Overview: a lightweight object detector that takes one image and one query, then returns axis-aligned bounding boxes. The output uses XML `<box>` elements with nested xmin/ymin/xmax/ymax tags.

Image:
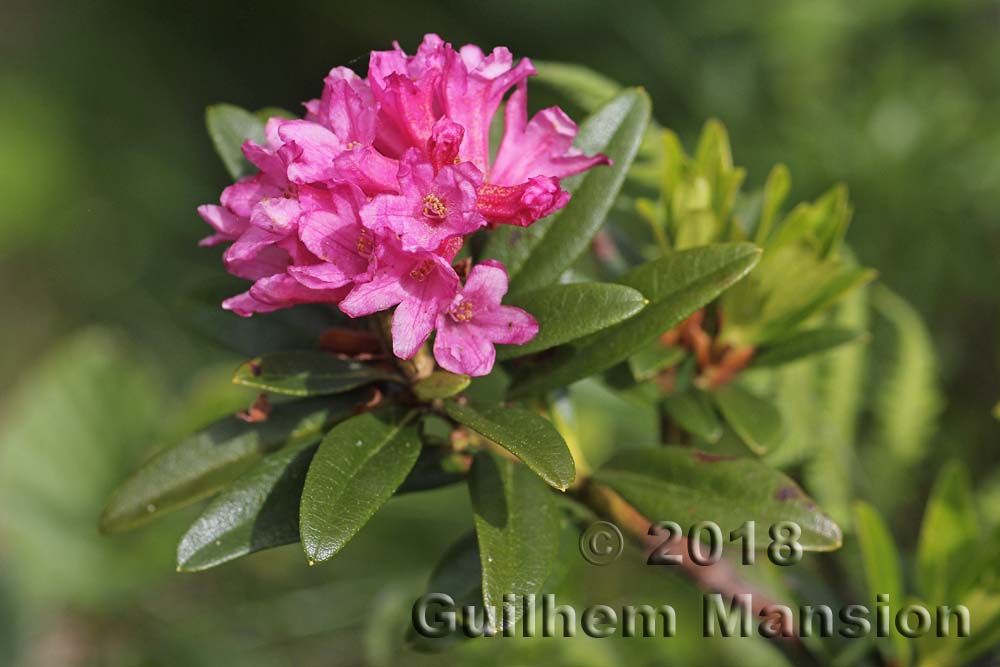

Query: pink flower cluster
<box><xmin>198</xmin><ymin>35</ymin><xmax>608</xmax><ymax>376</ymax></box>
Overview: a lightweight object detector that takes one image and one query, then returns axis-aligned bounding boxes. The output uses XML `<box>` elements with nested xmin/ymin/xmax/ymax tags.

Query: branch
<box><xmin>577</xmin><ymin>478</ymin><xmax>802</xmax><ymax>645</ymax></box>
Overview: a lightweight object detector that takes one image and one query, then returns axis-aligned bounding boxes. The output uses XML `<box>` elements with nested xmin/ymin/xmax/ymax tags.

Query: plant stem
<box><xmin>575</xmin><ymin>478</ymin><xmax>807</xmax><ymax>650</ymax></box>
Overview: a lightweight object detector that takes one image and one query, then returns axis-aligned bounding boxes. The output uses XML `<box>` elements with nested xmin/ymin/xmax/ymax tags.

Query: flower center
<box><xmin>450</xmin><ymin>300</ymin><xmax>474</xmax><ymax>323</ymax></box>
<box><xmin>422</xmin><ymin>193</ymin><xmax>447</xmax><ymax>220</ymax></box>
<box><xmin>408</xmin><ymin>259</ymin><xmax>436</xmax><ymax>282</ymax></box>
<box><xmin>355</xmin><ymin>229</ymin><xmax>374</xmax><ymax>257</ymax></box>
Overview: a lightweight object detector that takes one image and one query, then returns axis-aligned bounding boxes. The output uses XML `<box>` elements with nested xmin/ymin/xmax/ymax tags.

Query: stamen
<box><xmin>450</xmin><ymin>300</ymin><xmax>474</xmax><ymax>323</ymax></box>
<box><xmin>422</xmin><ymin>193</ymin><xmax>447</xmax><ymax>220</ymax></box>
<box><xmin>355</xmin><ymin>229</ymin><xmax>374</xmax><ymax>257</ymax></box>
<box><xmin>409</xmin><ymin>259</ymin><xmax>436</xmax><ymax>282</ymax></box>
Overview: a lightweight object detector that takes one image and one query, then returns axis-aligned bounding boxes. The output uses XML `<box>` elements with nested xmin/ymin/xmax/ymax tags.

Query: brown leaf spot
<box><xmin>775</xmin><ymin>486</ymin><xmax>802</xmax><ymax>501</ymax></box>
<box><xmin>692</xmin><ymin>450</ymin><xmax>737</xmax><ymax>463</ymax></box>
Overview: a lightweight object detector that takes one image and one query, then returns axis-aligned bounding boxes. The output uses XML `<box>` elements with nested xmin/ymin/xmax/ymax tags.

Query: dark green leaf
<box><xmin>853</xmin><ymin>501</ymin><xmax>911</xmax><ymax>667</ymax></box>
<box><xmin>100</xmin><ymin>396</ymin><xmax>357</xmax><ymax>533</ymax></box>
<box><xmin>713</xmin><ymin>384</ymin><xmax>784</xmax><ymax>455</ymax></box>
<box><xmin>663</xmin><ymin>390</ymin><xmax>722</xmax><ymax>443</ymax></box>
<box><xmin>508</xmin><ymin>243</ymin><xmax>761</xmax><ymax>397</ymax></box>
<box><xmin>299</xmin><ymin>411</ymin><xmax>421</xmax><ymax>563</ymax></box>
<box><xmin>443</xmin><ymin>401</ymin><xmax>574</xmax><ymax>490</ymax></box>
<box><xmin>396</xmin><ymin>446</ymin><xmax>468</xmax><ymax>495</ymax></box>
<box><xmin>412</xmin><ymin>371</ymin><xmax>470</xmax><ymax>401</ymax></box>
<box><xmin>469</xmin><ymin>453</ymin><xmax>559</xmax><ymax>626</ymax></box>
<box><xmin>497</xmin><ymin>283</ymin><xmax>648</xmax><ymax>360</ymax></box>
<box><xmin>481</xmin><ymin>89</ymin><xmax>651</xmax><ymax>293</ymax></box>
<box><xmin>752</xmin><ymin>327</ymin><xmax>865</xmax><ymax>368</ymax></box>
<box><xmin>406</xmin><ymin>531</ymin><xmax>482</xmax><ymax>651</ymax></box>
<box><xmin>205</xmin><ymin>104</ymin><xmax>267</xmax><ymax>180</ymax></box>
<box><xmin>176</xmin><ymin>441</ymin><xmax>318</xmax><ymax>571</ymax></box>
<box><xmin>233</xmin><ymin>350</ymin><xmax>401</xmax><ymax>397</ymax></box>
<box><xmin>916</xmin><ymin>461</ymin><xmax>979</xmax><ymax>603</ymax></box>
<box><xmin>594</xmin><ymin>447</ymin><xmax>842</xmax><ymax>550</ymax></box>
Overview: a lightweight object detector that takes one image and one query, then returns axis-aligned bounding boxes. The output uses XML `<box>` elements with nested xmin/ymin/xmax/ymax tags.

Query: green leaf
<box><xmin>469</xmin><ymin>453</ymin><xmax>559</xmax><ymax>626</ymax></box>
<box><xmin>755</xmin><ymin>264</ymin><xmax>876</xmax><ymax>343</ymax></box>
<box><xmin>916</xmin><ymin>461</ymin><xmax>979</xmax><ymax>603</ymax></box>
<box><xmin>100</xmin><ymin>396</ymin><xmax>357</xmax><ymax>533</ymax></box>
<box><xmin>497</xmin><ymin>283</ymin><xmax>648</xmax><ymax>360</ymax></box>
<box><xmin>853</xmin><ymin>501</ymin><xmax>911</xmax><ymax>667</ymax></box>
<box><xmin>663</xmin><ymin>390</ymin><xmax>722</xmax><ymax>443</ymax></box>
<box><xmin>426</xmin><ymin>531</ymin><xmax>482</xmax><ymax>607</ymax></box>
<box><xmin>443</xmin><ymin>401</ymin><xmax>574</xmax><ymax>490</ymax></box>
<box><xmin>396</xmin><ymin>446</ymin><xmax>468</xmax><ymax>494</ymax></box>
<box><xmin>692</xmin><ymin>119</ymin><xmax>745</xmax><ymax>228</ymax></box>
<box><xmin>508</xmin><ymin>243</ymin><xmax>761</xmax><ymax>397</ymax></box>
<box><xmin>719</xmin><ymin>241</ymin><xmax>875</xmax><ymax>347</ymax></box>
<box><xmin>752</xmin><ymin>327</ymin><xmax>865</xmax><ymax>368</ymax></box>
<box><xmin>176</xmin><ymin>441</ymin><xmax>318</xmax><ymax>571</ymax></box>
<box><xmin>406</xmin><ymin>531</ymin><xmax>482</xmax><ymax>651</ymax></box>
<box><xmin>799</xmin><ymin>286</ymin><xmax>868</xmax><ymax>528</ymax></box>
<box><xmin>482</xmin><ymin>88</ymin><xmax>651</xmax><ymax>294</ymax></box>
<box><xmin>299</xmin><ymin>411</ymin><xmax>421</xmax><ymax>563</ymax></box>
<box><xmin>233</xmin><ymin>350</ymin><xmax>401</xmax><ymax>397</ymax></box>
<box><xmin>713</xmin><ymin>384</ymin><xmax>783</xmax><ymax>455</ymax></box>
<box><xmin>532</xmin><ymin>61</ymin><xmax>623</xmax><ymax>113</ymax></box>
<box><xmin>769</xmin><ymin>184</ymin><xmax>851</xmax><ymax>259</ymax></box>
<box><xmin>205</xmin><ymin>104</ymin><xmax>268</xmax><ymax>180</ymax></box>
<box><xmin>255</xmin><ymin>106</ymin><xmax>296</xmax><ymax>121</ymax></box>
<box><xmin>870</xmin><ymin>285</ymin><xmax>942</xmax><ymax>464</ymax></box>
<box><xmin>755</xmin><ymin>163</ymin><xmax>790</xmax><ymax>245</ymax></box>
<box><xmin>412</xmin><ymin>371</ymin><xmax>471</xmax><ymax>401</ymax></box>
<box><xmin>594</xmin><ymin>447</ymin><xmax>842</xmax><ymax>550</ymax></box>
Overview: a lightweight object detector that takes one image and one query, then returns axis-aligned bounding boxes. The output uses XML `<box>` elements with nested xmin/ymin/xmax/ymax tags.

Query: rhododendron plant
<box><xmin>97</xmin><ymin>37</ymin><xmax>980</xmax><ymax>667</ymax></box>
<box><xmin>198</xmin><ymin>34</ymin><xmax>608</xmax><ymax>376</ymax></box>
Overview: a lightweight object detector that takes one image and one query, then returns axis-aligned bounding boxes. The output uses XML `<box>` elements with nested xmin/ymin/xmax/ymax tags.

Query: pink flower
<box><xmin>289</xmin><ymin>184</ymin><xmax>373</xmax><ymax>290</ymax></box>
<box><xmin>367</xmin><ymin>35</ymin><xmax>447</xmax><ymax>157</ymax></box>
<box><xmin>475</xmin><ymin>176</ymin><xmax>569</xmax><ymax>228</ymax></box>
<box><xmin>339</xmin><ymin>237</ymin><xmax>459</xmax><ymax>359</ymax></box>
<box><xmin>198</xmin><ymin>34</ymin><xmax>612</xmax><ymax>376</ymax></box>
<box><xmin>224</xmin><ymin>274</ymin><xmax>349</xmax><ymax>317</ymax></box>
<box><xmin>361</xmin><ymin>149</ymin><xmax>485</xmax><ymax>252</ymax></box>
<box><xmin>475</xmin><ymin>82</ymin><xmax>611</xmax><ymax>227</ymax></box>
<box><xmin>440</xmin><ymin>43</ymin><xmax>536</xmax><ymax>174</ymax></box>
<box><xmin>490</xmin><ymin>82</ymin><xmax>610</xmax><ymax>185</ymax></box>
<box><xmin>433</xmin><ymin>260</ymin><xmax>538</xmax><ymax>376</ymax></box>
<box><xmin>196</xmin><ymin>119</ymin><xmax>291</xmax><ymax>246</ymax></box>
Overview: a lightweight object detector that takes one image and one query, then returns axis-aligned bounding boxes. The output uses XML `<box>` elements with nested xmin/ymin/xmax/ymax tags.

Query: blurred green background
<box><xmin>1</xmin><ymin>1</ymin><xmax>998</xmax><ymax>665</ymax></box>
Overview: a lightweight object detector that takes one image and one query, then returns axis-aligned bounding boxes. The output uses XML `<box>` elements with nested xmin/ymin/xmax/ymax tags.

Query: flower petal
<box><xmin>433</xmin><ymin>316</ymin><xmax>497</xmax><ymax>376</ymax></box>
<box><xmin>277</xmin><ymin>120</ymin><xmax>344</xmax><ymax>184</ymax></box>
<box><xmin>462</xmin><ymin>259</ymin><xmax>510</xmax><ymax>308</ymax></box>
<box><xmin>475</xmin><ymin>305</ymin><xmax>539</xmax><ymax>345</ymax></box>
<box><xmin>491</xmin><ymin>83</ymin><xmax>610</xmax><ymax>185</ymax></box>
<box><xmin>197</xmin><ymin>204</ymin><xmax>244</xmax><ymax>245</ymax></box>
